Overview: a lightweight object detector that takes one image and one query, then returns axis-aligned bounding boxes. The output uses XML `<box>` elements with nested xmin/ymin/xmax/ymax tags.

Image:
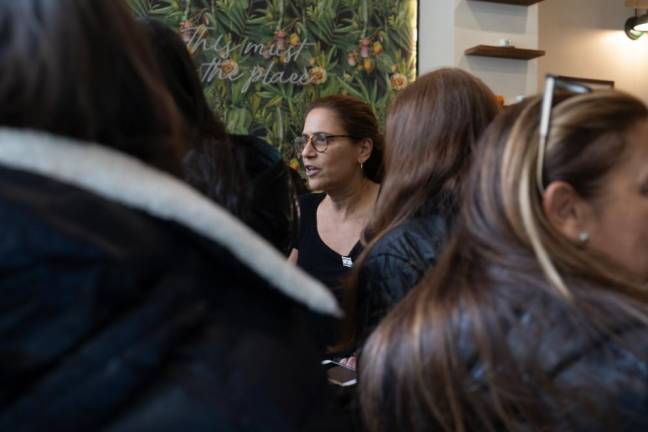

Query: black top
<box><xmin>297</xmin><ymin>193</ymin><xmax>362</xmax><ymax>303</ymax></box>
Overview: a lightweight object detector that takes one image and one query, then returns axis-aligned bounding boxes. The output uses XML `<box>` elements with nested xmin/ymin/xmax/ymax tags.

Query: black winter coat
<box><xmin>356</xmin><ymin>214</ymin><xmax>452</xmax><ymax>345</ymax></box>
<box><xmin>0</xmin><ymin>129</ymin><xmax>350</xmax><ymax>432</ymax></box>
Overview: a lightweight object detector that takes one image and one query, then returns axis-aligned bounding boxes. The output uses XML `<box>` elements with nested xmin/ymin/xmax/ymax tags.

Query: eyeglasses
<box><xmin>293</xmin><ymin>132</ymin><xmax>355</xmax><ymax>153</ymax></box>
<box><xmin>536</xmin><ymin>75</ymin><xmax>592</xmax><ymax>194</ymax></box>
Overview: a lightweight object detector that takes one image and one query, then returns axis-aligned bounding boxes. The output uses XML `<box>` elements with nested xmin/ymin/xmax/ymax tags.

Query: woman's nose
<box><xmin>301</xmin><ymin>138</ymin><xmax>316</xmax><ymax>158</ymax></box>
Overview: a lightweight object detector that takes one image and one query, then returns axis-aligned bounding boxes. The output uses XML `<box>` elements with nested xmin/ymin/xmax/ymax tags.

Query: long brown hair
<box><xmin>339</xmin><ymin>69</ymin><xmax>498</xmax><ymax>350</ymax></box>
<box><xmin>306</xmin><ymin>95</ymin><xmax>384</xmax><ymax>183</ymax></box>
<box><xmin>365</xmin><ymin>68</ymin><xmax>498</xmax><ymax>245</ymax></box>
<box><xmin>0</xmin><ymin>0</ymin><xmax>185</xmax><ymax>175</ymax></box>
<box><xmin>360</xmin><ymin>92</ymin><xmax>648</xmax><ymax>431</ymax></box>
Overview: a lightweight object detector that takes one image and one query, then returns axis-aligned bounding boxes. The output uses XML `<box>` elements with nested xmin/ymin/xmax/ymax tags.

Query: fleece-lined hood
<box><xmin>0</xmin><ymin>128</ymin><xmax>340</xmax><ymax>317</ymax></box>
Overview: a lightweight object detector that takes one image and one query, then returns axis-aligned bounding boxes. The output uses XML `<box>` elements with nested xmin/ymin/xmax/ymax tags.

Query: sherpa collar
<box><xmin>0</xmin><ymin>128</ymin><xmax>340</xmax><ymax>317</ymax></box>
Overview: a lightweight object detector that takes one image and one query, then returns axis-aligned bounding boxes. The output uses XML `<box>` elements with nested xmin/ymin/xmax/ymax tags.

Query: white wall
<box><xmin>419</xmin><ymin>0</ymin><xmax>455</xmax><ymax>70</ymax></box>
<box><xmin>539</xmin><ymin>0</ymin><xmax>648</xmax><ymax>104</ymax></box>
<box><xmin>455</xmin><ymin>0</ymin><xmax>539</xmax><ymax>103</ymax></box>
<box><xmin>419</xmin><ymin>0</ymin><xmax>540</xmax><ymax>104</ymax></box>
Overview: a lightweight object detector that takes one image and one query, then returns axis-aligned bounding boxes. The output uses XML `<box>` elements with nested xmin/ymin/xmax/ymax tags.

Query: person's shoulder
<box><xmin>462</xmin><ymin>286</ymin><xmax>648</xmax><ymax>429</ymax></box>
<box><xmin>368</xmin><ymin>214</ymin><xmax>450</xmax><ymax>262</ymax></box>
<box><xmin>501</xmin><ymin>286</ymin><xmax>648</xmax><ymax>374</ymax></box>
<box><xmin>402</xmin><ymin>213</ymin><xmax>452</xmax><ymax>239</ymax></box>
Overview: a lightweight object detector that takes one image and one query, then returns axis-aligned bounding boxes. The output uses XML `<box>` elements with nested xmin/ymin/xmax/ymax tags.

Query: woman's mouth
<box><xmin>305</xmin><ymin>165</ymin><xmax>320</xmax><ymax>177</ymax></box>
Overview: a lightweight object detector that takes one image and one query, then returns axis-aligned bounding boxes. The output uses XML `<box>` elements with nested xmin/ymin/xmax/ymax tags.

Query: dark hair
<box><xmin>306</xmin><ymin>95</ymin><xmax>383</xmax><ymax>183</ymax></box>
<box><xmin>360</xmin><ymin>92</ymin><xmax>648</xmax><ymax>431</ymax></box>
<box><xmin>0</xmin><ymin>0</ymin><xmax>185</xmax><ymax>175</ymax></box>
<box><xmin>139</xmin><ymin>18</ymin><xmax>246</xmax><ymax>217</ymax></box>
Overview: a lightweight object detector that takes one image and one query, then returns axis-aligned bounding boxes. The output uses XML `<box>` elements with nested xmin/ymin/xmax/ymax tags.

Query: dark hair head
<box><xmin>0</xmin><ymin>0</ymin><xmax>185</xmax><ymax>175</ymax></box>
<box><xmin>359</xmin><ymin>92</ymin><xmax>648</xmax><ymax>432</ymax></box>
<box><xmin>307</xmin><ymin>95</ymin><xmax>383</xmax><ymax>183</ymax></box>
<box><xmin>139</xmin><ymin>18</ymin><xmax>246</xmax><ymax>217</ymax></box>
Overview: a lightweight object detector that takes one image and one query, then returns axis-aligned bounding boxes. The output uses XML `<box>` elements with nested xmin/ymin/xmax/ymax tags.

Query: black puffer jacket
<box><xmin>356</xmin><ymin>214</ymin><xmax>452</xmax><ymax>345</ymax></box>
<box><xmin>453</xmin><ymin>286</ymin><xmax>648</xmax><ymax>431</ymax></box>
<box><xmin>369</xmin><ymin>279</ymin><xmax>648</xmax><ymax>431</ymax></box>
<box><xmin>0</xmin><ymin>129</ymin><xmax>350</xmax><ymax>432</ymax></box>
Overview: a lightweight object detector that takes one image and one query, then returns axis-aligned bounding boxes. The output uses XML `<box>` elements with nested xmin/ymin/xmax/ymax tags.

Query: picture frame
<box><xmin>554</xmin><ymin>75</ymin><xmax>615</xmax><ymax>90</ymax></box>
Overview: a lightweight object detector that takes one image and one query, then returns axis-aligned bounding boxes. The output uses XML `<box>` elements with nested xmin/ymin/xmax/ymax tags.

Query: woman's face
<box><xmin>300</xmin><ymin>108</ymin><xmax>364</xmax><ymax>192</ymax></box>
<box><xmin>586</xmin><ymin>119</ymin><xmax>648</xmax><ymax>279</ymax></box>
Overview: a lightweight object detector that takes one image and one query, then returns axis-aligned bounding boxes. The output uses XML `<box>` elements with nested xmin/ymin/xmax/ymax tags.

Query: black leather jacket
<box><xmin>356</xmin><ymin>213</ymin><xmax>452</xmax><ymax>345</ymax></box>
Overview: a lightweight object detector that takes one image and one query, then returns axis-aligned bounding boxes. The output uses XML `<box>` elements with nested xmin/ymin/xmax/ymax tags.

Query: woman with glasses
<box><xmin>360</xmin><ymin>88</ymin><xmax>648</xmax><ymax>431</ymax></box>
<box><xmin>348</xmin><ymin>69</ymin><xmax>499</xmax><ymax>362</ymax></box>
<box><xmin>289</xmin><ymin>95</ymin><xmax>383</xmax><ymax>351</ymax></box>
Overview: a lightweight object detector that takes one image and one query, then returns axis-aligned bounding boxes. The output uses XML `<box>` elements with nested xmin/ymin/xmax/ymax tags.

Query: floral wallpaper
<box><xmin>130</xmin><ymin>0</ymin><xmax>417</xmax><ymax>163</ymax></box>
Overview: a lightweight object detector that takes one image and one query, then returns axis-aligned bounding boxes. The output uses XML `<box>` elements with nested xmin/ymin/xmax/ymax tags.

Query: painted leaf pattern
<box><xmin>129</xmin><ymin>0</ymin><xmax>417</xmax><ymax>161</ymax></box>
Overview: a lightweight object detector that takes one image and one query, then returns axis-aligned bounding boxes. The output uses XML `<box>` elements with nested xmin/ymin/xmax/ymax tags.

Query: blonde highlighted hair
<box><xmin>501</xmin><ymin>91</ymin><xmax>648</xmax><ymax>298</ymax></box>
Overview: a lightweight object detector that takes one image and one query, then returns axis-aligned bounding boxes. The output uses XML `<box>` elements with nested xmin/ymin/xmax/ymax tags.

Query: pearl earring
<box><xmin>578</xmin><ymin>231</ymin><xmax>589</xmax><ymax>244</ymax></box>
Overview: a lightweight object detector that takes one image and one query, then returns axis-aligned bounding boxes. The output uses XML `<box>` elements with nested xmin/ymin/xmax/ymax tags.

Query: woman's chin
<box><xmin>307</xmin><ymin>178</ymin><xmax>324</xmax><ymax>192</ymax></box>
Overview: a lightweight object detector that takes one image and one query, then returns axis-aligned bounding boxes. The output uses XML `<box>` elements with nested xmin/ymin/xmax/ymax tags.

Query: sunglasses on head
<box><xmin>536</xmin><ymin>75</ymin><xmax>593</xmax><ymax>194</ymax></box>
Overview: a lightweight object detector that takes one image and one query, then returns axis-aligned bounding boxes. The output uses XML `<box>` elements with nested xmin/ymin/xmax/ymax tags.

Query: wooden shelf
<box><xmin>464</xmin><ymin>45</ymin><xmax>545</xmax><ymax>60</ymax></box>
<box><xmin>469</xmin><ymin>0</ymin><xmax>544</xmax><ymax>5</ymax></box>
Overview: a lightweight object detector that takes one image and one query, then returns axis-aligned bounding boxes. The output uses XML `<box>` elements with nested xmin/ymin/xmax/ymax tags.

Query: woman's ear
<box><xmin>357</xmin><ymin>138</ymin><xmax>373</xmax><ymax>164</ymax></box>
<box><xmin>542</xmin><ymin>181</ymin><xmax>592</xmax><ymax>243</ymax></box>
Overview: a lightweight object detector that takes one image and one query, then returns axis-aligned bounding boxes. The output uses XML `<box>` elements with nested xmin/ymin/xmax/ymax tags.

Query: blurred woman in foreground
<box><xmin>0</xmin><ymin>1</ymin><xmax>349</xmax><ymax>430</ymax></box>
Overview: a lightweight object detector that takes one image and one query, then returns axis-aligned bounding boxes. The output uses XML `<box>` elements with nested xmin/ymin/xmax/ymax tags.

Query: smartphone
<box><xmin>321</xmin><ymin>359</ymin><xmax>357</xmax><ymax>387</ymax></box>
